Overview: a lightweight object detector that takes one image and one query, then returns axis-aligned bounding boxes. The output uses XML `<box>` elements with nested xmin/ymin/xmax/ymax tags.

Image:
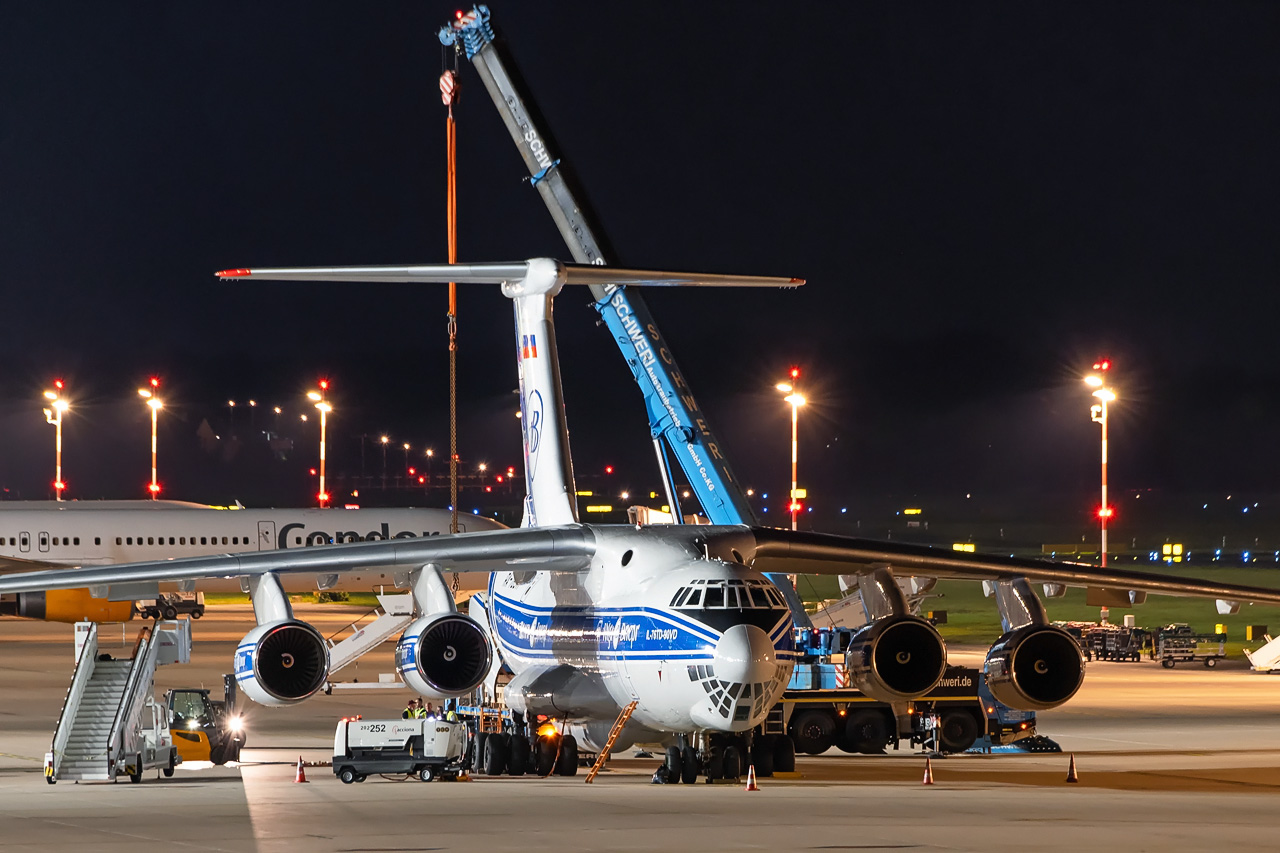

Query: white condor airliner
<box><xmin>5</xmin><ymin>258</ymin><xmax>1280</xmax><ymax>782</ymax></box>
<box><xmin>0</xmin><ymin>501</ymin><xmax>502</xmax><ymax>622</ymax></box>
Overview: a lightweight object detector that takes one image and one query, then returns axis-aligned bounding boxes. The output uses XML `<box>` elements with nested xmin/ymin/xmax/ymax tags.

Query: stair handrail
<box><xmin>106</xmin><ymin>626</ymin><xmax>157</xmax><ymax>771</ymax></box>
<box><xmin>49</xmin><ymin>622</ymin><xmax>100</xmax><ymax>780</ymax></box>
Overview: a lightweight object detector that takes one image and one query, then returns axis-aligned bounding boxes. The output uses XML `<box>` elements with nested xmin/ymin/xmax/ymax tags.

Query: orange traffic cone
<box><xmin>294</xmin><ymin>756</ymin><xmax>309</xmax><ymax>783</ymax></box>
<box><xmin>922</xmin><ymin>756</ymin><xmax>934</xmax><ymax>785</ymax></box>
<box><xmin>744</xmin><ymin>764</ymin><xmax>760</xmax><ymax>791</ymax></box>
<box><xmin>1065</xmin><ymin>753</ymin><xmax>1078</xmax><ymax>783</ymax></box>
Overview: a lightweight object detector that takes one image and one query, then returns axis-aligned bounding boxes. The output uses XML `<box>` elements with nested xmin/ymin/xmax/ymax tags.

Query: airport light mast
<box><xmin>138</xmin><ymin>378</ymin><xmax>163</xmax><ymax>499</ymax></box>
<box><xmin>1085</xmin><ymin>360</ymin><xmax>1115</xmax><ymax>567</ymax></box>
<box><xmin>307</xmin><ymin>380</ymin><xmax>332</xmax><ymax>507</ymax></box>
<box><xmin>776</xmin><ymin>368</ymin><xmax>806</xmax><ymax>531</ymax></box>
<box><xmin>42</xmin><ymin>380</ymin><xmax>69</xmax><ymax>501</ymax></box>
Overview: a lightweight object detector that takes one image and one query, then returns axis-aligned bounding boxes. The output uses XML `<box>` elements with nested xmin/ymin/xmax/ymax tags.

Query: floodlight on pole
<box><xmin>1085</xmin><ymin>363</ymin><xmax>1116</xmax><ymax>568</ymax></box>
<box><xmin>43</xmin><ymin>382</ymin><xmax>69</xmax><ymax>500</ymax></box>
<box><xmin>777</xmin><ymin>369</ymin><xmax>806</xmax><ymax>531</ymax></box>
<box><xmin>138</xmin><ymin>380</ymin><xmax>163</xmax><ymax>499</ymax></box>
<box><xmin>310</xmin><ymin>382</ymin><xmax>332</xmax><ymax>506</ymax></box>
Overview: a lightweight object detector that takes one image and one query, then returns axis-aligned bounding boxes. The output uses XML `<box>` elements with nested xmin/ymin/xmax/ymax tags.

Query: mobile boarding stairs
<box><xmin>47</xmin><ymin>620</ymin><xmax>190</xmax><ymax>783</ymax></box>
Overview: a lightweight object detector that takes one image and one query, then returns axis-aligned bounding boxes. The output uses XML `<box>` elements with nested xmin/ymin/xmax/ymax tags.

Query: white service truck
<box><xmin>332</xmin><ymin>717</ymin><xmax>467</xmax><ymax>783</ymax></box>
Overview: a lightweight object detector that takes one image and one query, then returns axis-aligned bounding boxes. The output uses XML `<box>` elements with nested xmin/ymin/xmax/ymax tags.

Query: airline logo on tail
<box><xmin>521</xmin><ymin>334</ymin><xmax>538</xmax><ymax>359</ymax></box>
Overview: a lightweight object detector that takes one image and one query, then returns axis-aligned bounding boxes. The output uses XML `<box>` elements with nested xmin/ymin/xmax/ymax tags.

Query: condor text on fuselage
<box><xmin>0</xmin><ymin>500</ymin><xmax>503</xmax><ymax>594</ymax></box>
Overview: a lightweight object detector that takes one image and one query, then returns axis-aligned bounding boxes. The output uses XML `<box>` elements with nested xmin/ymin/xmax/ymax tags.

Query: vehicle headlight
<box><xmin>227</xmin><ymin>715</ymin><xmax>245</xmax><ymax>733</ymax></box>
<box><xmin>186</xmin><ymin>719</ymin><xmax>199</xmax><ymax>730</ymax></box>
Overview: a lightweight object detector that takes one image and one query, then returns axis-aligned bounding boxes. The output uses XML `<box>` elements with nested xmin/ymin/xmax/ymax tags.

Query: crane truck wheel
<box><xmin>789</xmin><ymin>710</ymin><xmax>835</xmax><ymax>754</ymax></box>
<box><xmin>845</xmin><ymin>710</ymin><xmax>890</xmax><ymax>754</ymax></box>
<box><xmin>939</xmin><ymin>711</ymin><xmax>979</xmax><ymax>753</ymax></box>
<box><xmin>773</xmin><ymin>733</ymin><xmax>796</xmax><ymax>773</ymax></box>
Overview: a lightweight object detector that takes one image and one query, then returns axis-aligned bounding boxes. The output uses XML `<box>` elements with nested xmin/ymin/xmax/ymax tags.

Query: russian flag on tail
<box><xmin>522</xmin><ymin>334</ymin><xmax>538</xmax><ymax>359</ymax></box>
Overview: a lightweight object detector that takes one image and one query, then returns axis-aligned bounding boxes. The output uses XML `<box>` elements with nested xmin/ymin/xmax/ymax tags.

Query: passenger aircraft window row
<box><xmin>113</xmin><ymin>536</ymin><xmax>251</xmax><ymax>546</ymax></box>
<box><xmin>1</xmin><ymin>536</ymin><xmax>97</xmax><ymax>547</ymax></box>
<box><xmin>669</xmin><ymin>579</ymin><xmax>787</xmax><ymax>610</ymax></box>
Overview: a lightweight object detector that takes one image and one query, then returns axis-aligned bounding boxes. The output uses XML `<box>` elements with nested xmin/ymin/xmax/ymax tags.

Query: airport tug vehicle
<box><xmin>332</xmin><ymin>717</ymin><xmax>468</xmax><ymax>783</ymax></box>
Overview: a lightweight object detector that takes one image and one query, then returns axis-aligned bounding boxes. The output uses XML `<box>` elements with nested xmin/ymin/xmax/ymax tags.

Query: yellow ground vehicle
<box><xmin>167</xmin><ymin>676</ymin><xmax>245</xmax><ymax>765</ymax></box>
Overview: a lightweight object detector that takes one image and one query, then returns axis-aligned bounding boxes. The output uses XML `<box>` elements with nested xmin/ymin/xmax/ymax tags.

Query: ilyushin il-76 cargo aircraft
<box><xmin>4</xmin><ymin>257</ymin><xmax>1280</xmax><ymax>783</ymax></box>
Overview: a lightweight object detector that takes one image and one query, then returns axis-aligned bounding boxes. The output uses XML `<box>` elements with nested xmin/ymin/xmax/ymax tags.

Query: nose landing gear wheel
<box><xmin>680</xmin><ymin>745</ymin><xmax>699</xmax><ymax>784</ymax></box>
<box><xmin>721</xmin><ymin>745</ymin><xmax>742</xmax><ymax>781</ymax></box>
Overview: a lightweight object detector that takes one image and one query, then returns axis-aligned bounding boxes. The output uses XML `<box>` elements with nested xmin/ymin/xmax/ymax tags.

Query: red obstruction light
<box><xmin>147</xmin><ymin>483</ymin><xmax>161</xmax><ymax>494</ymax></box>
<box><xmin>495</xmin><ymin>475</ymin><xmax>504</xmax><ymax>483</ymax></box>
<box><xmin>1092</xmin><ymin>357</ymin><xmax>1111</xmax><ymax>372</ymax></box>
<box><xmin>604</xmin><ymin>465</ymin><xmax>614</xmax><ymax>475</ymax></box>
<box><xmin>1097</xmin><ymin>506</ymin><xmax>1114</xmax><ymax>519</ymax></box>
<box><xmin>485</xmin><ymin>486</ymin><xmax>493</xmax><ymax>493</ymax></box>
<box><xmin>150</xmin><ymin>377</ymin><xmax>160</xmax><ymax>388</ymax></box>
<box><xmin>418</xmin><ymin>476</ymin><xmax>425</xmax><ymax>484</ymax></box>
<box><xmin>54</xmin><ymin>379</ymin><xmax>64</xmax><ymax>390</ymax></box>
<box><xmin>408</xmin><ymin>467</ymin><xmax>416</xmax><ymax>475</ymax></box>
<box><xmin>790</xmin><ymin>367</ymin><xmax>800</xmax><ymax>379</ymax></box>
<box><xmin>318</xmin><ymin>492</ymin><xmax>330</xmax><ymax>503</ymax></box>
<box><xmin>309</xmin><ymin>468</ymin><xmax>317</xmax><ymax>476</ymax></box>
<box><xmin>54</xmin><ymin>481</ymin><xmax>66</xmax><ymax>492</ymax></box>
<box><xmin>319</xmin><ymin>379</ymin><xmax>329</xmax><ymax>390</ymax></box>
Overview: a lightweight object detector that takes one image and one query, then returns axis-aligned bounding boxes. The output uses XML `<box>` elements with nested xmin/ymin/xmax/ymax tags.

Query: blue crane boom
<box><xmin>439</xmin><ymin>6</ymin><xmax>811</xmax><ymax>626</ymax></box>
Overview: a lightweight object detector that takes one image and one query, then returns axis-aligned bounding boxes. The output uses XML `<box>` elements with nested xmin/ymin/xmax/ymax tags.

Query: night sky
<box><xmin>2</xmin><ymin>3</ymin><xmax>1279</xmax><ymax>540</ymax></box>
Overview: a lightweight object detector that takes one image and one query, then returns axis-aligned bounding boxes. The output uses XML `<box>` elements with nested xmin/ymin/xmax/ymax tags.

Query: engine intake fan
<box><xmin>846</xmin><ymin>614</ymin><xmax>947</xmax><ymax>703</ymax></box>
<box><xmin>984</xmin><ymin>625</ymin><xmax>1086</xmax><ymax>711</ymax></box>
<box><xmin>396</xmin><ymin>613</ymin><xmax>493</xmax><ymax>699</ymax></box>
<box><xmin>234</xmin><ymin>620</ymin><xmax>329</xmax><ymax>706</ymax></box>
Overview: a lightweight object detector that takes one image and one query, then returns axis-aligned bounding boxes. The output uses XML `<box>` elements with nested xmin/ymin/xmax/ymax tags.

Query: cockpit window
<box><xmin>670</xmin><ymin>579</ymin><xmax>785</xmax><ymax>611</ymax></box>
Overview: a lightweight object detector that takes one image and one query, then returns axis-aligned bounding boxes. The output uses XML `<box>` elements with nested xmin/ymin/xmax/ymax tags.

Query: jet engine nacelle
<box><xmin>846</xmin><ymin>615</ymin><xmax>948</xmax><ymax>702</ymax></box>
<box><xmin>234</xmin><ymin>621</ymin><xmax>330</xmax><ymax>707</ymax></box>
<box><xmin>395</xmin><ymin>613</ymin><xmax>492</xmax><ymax>699</ymax></box>
<box><xmin>983</xmin><ymin>625</ymin><xmax>1086</xmax><ymax>712</ymax></box>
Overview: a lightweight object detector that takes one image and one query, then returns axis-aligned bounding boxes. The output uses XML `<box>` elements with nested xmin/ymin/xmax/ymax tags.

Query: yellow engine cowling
<box><xmin>5</xmin><ymin>589</ymin><xmax>135</xmax><ymax>623</ymax></box>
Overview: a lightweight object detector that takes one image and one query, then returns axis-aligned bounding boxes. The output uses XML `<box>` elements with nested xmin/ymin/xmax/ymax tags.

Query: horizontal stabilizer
<box><xmin>217</xmin><ymin>259</ymin><xmax>802</xmax><ymax>289</ymax></box>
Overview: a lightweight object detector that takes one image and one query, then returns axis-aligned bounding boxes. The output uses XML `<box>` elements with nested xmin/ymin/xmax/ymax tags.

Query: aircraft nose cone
<box><xmin>713</xmin><ymin>624</ymin><xmax>776</xmax><ymax>685</ymax></box>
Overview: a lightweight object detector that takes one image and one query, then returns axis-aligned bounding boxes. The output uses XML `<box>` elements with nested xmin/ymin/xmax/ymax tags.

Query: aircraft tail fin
<box><xmin>218</xmin><ymin>259</ymin><xmax>802</xmax><ymax>528</ymax></box>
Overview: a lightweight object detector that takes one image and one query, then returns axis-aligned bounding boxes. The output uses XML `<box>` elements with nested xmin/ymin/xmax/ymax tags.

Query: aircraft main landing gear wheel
<box><xmin>507</xmin><ymin>734</ymin><xmax>530</xmax><ymax>776</ymax></box>
<box><xmin>705</xmin><ymin>746</ymin><xmax>724</xmax><ymax>782</ymax></box>
<box><xmin>484</xmin><ymin>734</ymin><xmax>509</xmax><ymax>776</ymax></box>
<box><xmin>339</xmin><ymin>767</ymin><xmax>357</xmax><ymax>784</ymax></box>
<box><xmin>555</xmin><ymin>735</ymin><xmax>579</xmax><ymax>776</ymax></box>
<box><xmin>751</xmin><ymin>735</ymin><xmax>776</xmax><ymax>777</ymax></box>
<box><xmin>534</xmin><ymin>735</ymin><xmax>557</xmax><ymax>776</ymax></box>
<box><xmin>721</xmin><ymin>745</ymin><xmax>742</xmax><ymax>781</ymax></box>
<box><xmin>680</xmin><ymin>745</ymin><xmax>699</xmax><ymax>784</ymax></box>
<box><xmin>773</xmin><ymin>734</ymin><xmax>796</xmax><ymax>773</ymax></box>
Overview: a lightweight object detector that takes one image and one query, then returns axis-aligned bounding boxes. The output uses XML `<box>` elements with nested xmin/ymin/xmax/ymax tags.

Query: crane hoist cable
<box><xmin>440</xmin><ymin>58</ymin><xmax>460</xmax><ymax>537</ymax></box>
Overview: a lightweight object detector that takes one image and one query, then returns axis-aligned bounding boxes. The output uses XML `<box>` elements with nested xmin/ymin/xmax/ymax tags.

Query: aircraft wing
<box><xmin>743</xmin><ymin>527</ymin><xmax>1280</xmax><ymax>606</ymax></box>
<box><xmin>0</xmin><ymin>527</ymin><xmax>595</xmax><ymax>595</ymax></box>
<box><xmin>0</xmin><ymin>555</ymin><xmax>68</xmax><ymax>576</ymax></box>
